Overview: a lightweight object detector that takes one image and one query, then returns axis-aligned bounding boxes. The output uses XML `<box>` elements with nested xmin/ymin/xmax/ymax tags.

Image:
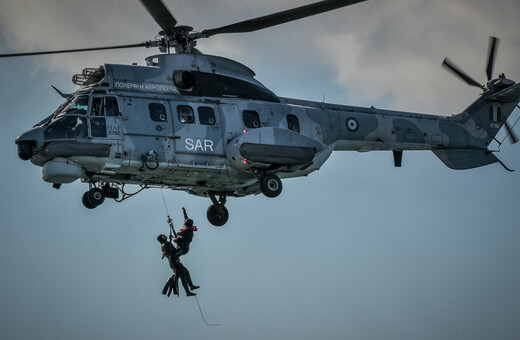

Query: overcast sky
<box><xmin>1</xmin><ymin>1</ymin><xmax>520</xmax><ymax>339</ymax></box>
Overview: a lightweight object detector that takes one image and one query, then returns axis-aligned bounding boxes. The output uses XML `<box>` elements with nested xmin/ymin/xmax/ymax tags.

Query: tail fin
<box><xmin>462</xmin><ymin>83</ymin><xmax>520</xmax><ymax>146</ymax></box>
<box><xmin>434</xmin><ymin>82</ymin><xmax>520</xmax><ymax>170</ymax></box>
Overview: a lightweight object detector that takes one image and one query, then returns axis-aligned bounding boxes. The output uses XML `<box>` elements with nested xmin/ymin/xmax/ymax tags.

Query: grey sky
<box><xmin>1</xmin><ymin>1</ymin><xmax>519</xmax><ymax>339</ymax></box>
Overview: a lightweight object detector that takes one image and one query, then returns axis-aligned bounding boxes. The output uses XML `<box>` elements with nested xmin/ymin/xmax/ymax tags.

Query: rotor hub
<box><xmin>158</xmin><ymin>25</ymin><xmax>197</xmax><ymax>54</ymax></box>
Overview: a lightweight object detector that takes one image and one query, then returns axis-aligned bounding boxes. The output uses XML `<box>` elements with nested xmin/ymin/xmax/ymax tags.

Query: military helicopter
<box><xmin>6</xmin><ymin>0</ymin><xmax>520</xmax><ymax>226</ymax></box>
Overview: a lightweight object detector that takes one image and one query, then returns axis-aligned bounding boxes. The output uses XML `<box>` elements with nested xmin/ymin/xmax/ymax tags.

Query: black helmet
<box><xmin>157</xmin><ymin>234</ymin><xmax>168</xmax><ymax>243</ymax></box>
<box><xmin>184</xmin><ymin>218</ymin><xmax>193</xmax><ymax>227</ymax></box>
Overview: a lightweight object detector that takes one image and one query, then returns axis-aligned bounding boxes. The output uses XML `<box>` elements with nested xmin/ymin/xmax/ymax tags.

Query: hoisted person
<box><xmin>173</xmin><ymin>207</ymin><xmax>198</xmax><ymax>257</ymax></box>
<box><xmin>157</xmin><ymin>234</ymin><xmax>199</xmax><ymax>297</ymax></box>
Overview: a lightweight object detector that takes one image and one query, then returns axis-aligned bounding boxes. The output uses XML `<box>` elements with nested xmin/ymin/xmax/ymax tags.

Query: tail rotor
<box><xmin>441</xmin><ymin>36</ymin><xmax>502</xmax><ymax>91</ymax></box>
<box><xmin>442</xmin><ymin>36</ymin><xmax>519</xmax><ymax>145</ymax></box>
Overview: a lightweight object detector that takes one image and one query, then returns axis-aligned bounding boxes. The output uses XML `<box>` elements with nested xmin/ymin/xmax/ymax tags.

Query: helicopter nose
<box><xmin>15</xmin><ymin>127</ymin><xmax>45</xmax><ymax>161</ymax></box>
<box><xmin>16</xmin><ymin>140</ymin><xmax>34</xmax><ymax>160</ymax></box>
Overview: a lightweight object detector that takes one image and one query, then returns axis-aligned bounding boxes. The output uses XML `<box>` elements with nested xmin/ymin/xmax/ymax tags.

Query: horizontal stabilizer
<box><xmin>432</xmin><ymin>149</ymin><xmax>499</xmax><ymax>170</ymax></box>
<box><xmin>489</xmin><ymin>82</ymin><xmax>520</xmax><ymax>103</ymax></box>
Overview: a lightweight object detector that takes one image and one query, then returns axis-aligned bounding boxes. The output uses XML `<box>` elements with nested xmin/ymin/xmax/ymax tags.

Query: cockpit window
<box><xmin>91</xmin><ymin>97</ymin><xmax>104</xmax><ymax>116</ymax></box>
<box><xmin>91</xmin><ymin>117</ymin><xmax>107</xmax><ymax>137</ymax></box>
<box><xmin>61</xmin><ymin>95</ymin><xmax>88</xmax><ymax>115</ymax></box>
<box><xmin>90</xmin><ymin>96</ymin><xmax>121</xmax><ymax>117</ymax></box>
<box><xmin>105</xmin><ymin>97</ymin><xmax>120</xmax><ymax>116</ymax></box>
<box><xmin>44</xmin><ymin>116</ymin><xmax>87</xmax><ymax>140</ymax></box>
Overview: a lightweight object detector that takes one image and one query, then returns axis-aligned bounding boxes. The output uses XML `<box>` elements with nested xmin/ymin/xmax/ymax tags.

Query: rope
<box><xmin>160</xmin><ymin>189</ymin><xmax>175</xmax><ymax>238</ymax></box>
<box><xmin>195</xmin><ymin>296</ymin><xmax>220</xmax><ymax>327</ymax></box>
<box><xmin>160</xmin><ymin>188</ymin><xmax>170</xmax><ymax>217</ymax></box>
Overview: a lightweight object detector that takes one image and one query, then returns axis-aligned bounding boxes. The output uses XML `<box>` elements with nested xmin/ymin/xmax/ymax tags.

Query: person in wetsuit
<box><xmin>174</xmin><ymin>207</ymin><xmax>198</xmax><ymax>257</ymax></box>
<box><xmin>157</xmin><ymin>234</ymin><xmax>199</xmax><ymax>297</ymax></box>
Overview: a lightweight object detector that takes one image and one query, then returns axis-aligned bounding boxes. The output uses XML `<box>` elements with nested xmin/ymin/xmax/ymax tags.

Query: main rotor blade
<box><xmin>202</xmin><ymin>0</ymin><xmax>368</xmax><ymax>37</ymax></box>
<box><xmin>442</xmin><ymin>57</ymin><xmax>482</xmax><ymax>89</ymax></box>
<box><xmin>486</xmin><ymin>36</ymin><xmax>500</xmax><ymax>81</ymax></box>
<box><xmin>0</xmin><ymin>42</ymin><xmax>151</xmax><ymax>59</ymax></box>
<box><xmin>140</xmin><ymin>0</ymin><xmax>178</xmax><ymax>35</ymax></box>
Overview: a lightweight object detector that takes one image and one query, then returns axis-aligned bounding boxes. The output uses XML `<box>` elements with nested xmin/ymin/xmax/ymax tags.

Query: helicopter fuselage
<box><xmin>8</xmin><ymin>1</ymin><xmax>520</xmax><ymax>226</ymax></box>
<box><xmin>15</xmin><ymin>52</ymin><xmax>520</xmax><ymax>224</ymax></box>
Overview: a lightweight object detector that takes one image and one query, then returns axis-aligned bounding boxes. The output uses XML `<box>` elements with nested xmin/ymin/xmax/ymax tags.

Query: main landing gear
<box><xmin>206</xmin><ymin>192</ymin><xmax>229</xmax><ymax>227</ymax></box>
<box><xmin>205</xmin><ymin>172</ymin><xmax>282</xmax><ymax>226</ymax></box>
<box><xmin>79</xmin><ymin>173</ymin><xmax>282</xmax><ymax>226</ymax></box>
<box><xmin>253</xmin><ymin>170</ymin><xmax>283</xmax><ymax>198</ymax></box>
<box><xmin>82</xmin><ymin>183</ymin><xmax>119</xmax><ymax>209</ymax></box>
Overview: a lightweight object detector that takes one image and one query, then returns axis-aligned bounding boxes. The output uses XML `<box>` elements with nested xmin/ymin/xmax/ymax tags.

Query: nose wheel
<box><xmin>206</xmin><ymin>192</ymin><xmax>229</xmax><ymax>226</ymax></box>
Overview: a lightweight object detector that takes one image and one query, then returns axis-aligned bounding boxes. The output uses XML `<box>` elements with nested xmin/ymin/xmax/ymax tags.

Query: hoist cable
<box><xmin>160</xmin><ymin>189</ymin><xmax>175</xmax><ymax>237</ymax></box>
<box><xmin>195</xmin><ymin>296</ymin><xmax>220</xmax><ymax>327</ymax></box>
<box><xmin>160</xmin><ymin>188</ymin><xmax>170</xmax><ymax>217</ymax></box>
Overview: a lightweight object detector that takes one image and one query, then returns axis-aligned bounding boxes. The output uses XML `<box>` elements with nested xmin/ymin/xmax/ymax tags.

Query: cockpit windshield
<box><xmin>44</xmin><ymin>94</ymin><xmax>89</xmax><ymax>140</ymax></box>
<box><xmin>59</xmin><ymin>95</ymin><xmax>89</xmax><ymax>115</ymax></box>
<box><xmin>44</xmin><ymin>116</ymin><xmax>88</xmax><ymax>140</ymax></box>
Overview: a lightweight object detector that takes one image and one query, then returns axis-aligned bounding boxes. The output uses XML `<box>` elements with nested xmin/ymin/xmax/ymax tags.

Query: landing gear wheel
<box><xmin>82</xmin><ymin>192</ymin><xmax>96</xmax><ymax>209</ymax></box>
<box><xmin>87</xmin><ymin>187</ymin><xmax>105</xmax><ymax>206</ymax></box>
<box><xmin>260</xmin><ymin>174</ymin><xmax>282</xmax><ymax>198</ymax></box>
<box><xmin>206</xmin><ymin>204</ymin><xmax>229</xmax><ymax>227</ymax></box>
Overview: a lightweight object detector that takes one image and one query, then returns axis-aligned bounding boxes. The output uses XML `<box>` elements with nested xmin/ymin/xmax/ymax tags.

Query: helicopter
<box><xmin>6</xmin><ymin>0</ymin><xmax>520</xmax><ymax>226</ymax></box>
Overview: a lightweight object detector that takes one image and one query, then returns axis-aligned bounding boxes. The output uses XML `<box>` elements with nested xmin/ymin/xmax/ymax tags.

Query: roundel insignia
<box><xmin>346</xmin><ymin>118</ymin><xmax>359</xmax><ymax>132</ymax></box>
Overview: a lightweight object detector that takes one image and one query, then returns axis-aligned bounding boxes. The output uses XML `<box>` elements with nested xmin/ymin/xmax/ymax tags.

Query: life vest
<box><xmin>176</xmin><ymin>226</ymin><xmax>197</xmax><ymax>245</ymax></box>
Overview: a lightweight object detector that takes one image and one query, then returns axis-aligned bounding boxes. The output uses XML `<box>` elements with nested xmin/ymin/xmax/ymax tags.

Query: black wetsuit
<box><xmin>161</xmin><ymin>241</ymin><xmax>195</xmax><ymax>296</ymax></box>
<box><xmin>174</xmin><ymin>226</ymin><xmax>196</xmax><ymax>256</ymax></box>
<box><xmin>173</xmin><ymin>208</ymin><xmax>196</xmax><ymax>256</ymax></box>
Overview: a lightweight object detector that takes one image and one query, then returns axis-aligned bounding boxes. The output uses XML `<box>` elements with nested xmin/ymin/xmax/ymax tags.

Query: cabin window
<box><xmin>198</xmin><ymin>106</ymin><xmax>216</xmax><ymax>125</ymax></box>
<box><xmin>287</xmin><ymin>114</ymin><xmax>300</xmax><ymax>132</ymax></box>
<box><xmin>105</xmin><ymin>97</ymin><xmax>120</xmax><ymax>116</ymax></box>
<box><xmin>243</xmin><ymin>110</ymin><xmax>260</xmax><ymax>128</ymax></box>
<box><xmin>149</xmin><ymin>103</ymin><xmax>167</xmax><ymax>122</ymax></box>
<box><xmin>177</xmin><ymin>105</ymin><xmax>194</xmax><ymax>123</ymax></box>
